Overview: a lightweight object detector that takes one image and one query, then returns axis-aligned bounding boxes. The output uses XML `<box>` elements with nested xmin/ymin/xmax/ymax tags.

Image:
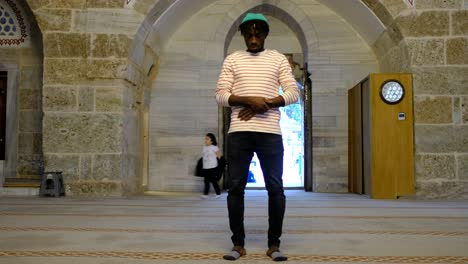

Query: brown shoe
<box><xmin>223</xmin><ymin>246</ymin><xmax>246</xmax><ymax>260</ymax></box>
<box><xmin>266</xmin><ymin>245</ymin><xmax>288</xmax><ymax>261</ymax></box>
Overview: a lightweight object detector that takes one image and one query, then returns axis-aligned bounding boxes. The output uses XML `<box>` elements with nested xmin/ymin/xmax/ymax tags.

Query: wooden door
<box><xmin>0</xmin><ymin>72</ymin><xmax>6</xmax><ymax>160</ymax></box>
<box><xmin>348</xmin><ymin>82</ymin><xmax>363</xmax><ymax>194</ymax></box>
<box><xmin>369</xmin><ymin>73</ymin><xmax>414</xmax><ymax>198</ymax></box>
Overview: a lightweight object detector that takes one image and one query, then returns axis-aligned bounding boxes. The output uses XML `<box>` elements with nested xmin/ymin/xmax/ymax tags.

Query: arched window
<box><xmin>0</xmin><ymin>0</ymin><xmax>27</xmax><ymax>46</ymax></box>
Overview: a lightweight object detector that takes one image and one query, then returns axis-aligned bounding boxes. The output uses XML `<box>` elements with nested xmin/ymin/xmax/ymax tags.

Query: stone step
<box><xmin>3</xmin><ymin>178</ymin><xmax>41</xmax><ymax>188</ymax></box>
<box><xmin>0</xmin><ymin>187</ymin><xmax>39</xmax><ymax>196</ymax></box>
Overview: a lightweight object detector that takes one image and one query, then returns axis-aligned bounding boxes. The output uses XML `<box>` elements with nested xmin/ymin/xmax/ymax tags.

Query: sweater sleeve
<box><xmin>215</xmin><ymin>56</ymin><xmax>234</xmax><ymax>107</ymax></box>
<box><xmin>278</xmin><ymin>54</ymin><xmax>299</xmax><ymax>106</ymax></box>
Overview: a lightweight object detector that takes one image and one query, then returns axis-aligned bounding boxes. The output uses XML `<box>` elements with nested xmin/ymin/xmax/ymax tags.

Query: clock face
<box><xmin>380</xmin><ymin>81</ymin><xmax>404</xmax><ymax>104</ymax></box>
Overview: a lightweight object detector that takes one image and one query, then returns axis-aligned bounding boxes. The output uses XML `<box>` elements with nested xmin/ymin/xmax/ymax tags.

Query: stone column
<box><xmin>30</xmin><ymin>0</ymin><xmax>145</xmax><ymax>196</ymax></box>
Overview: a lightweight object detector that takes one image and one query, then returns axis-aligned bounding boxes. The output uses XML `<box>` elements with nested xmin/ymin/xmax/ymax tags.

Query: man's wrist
<box><xmin>267</xmin><ymin>96</ymin><xmax>285</xmax><ymax>108</ymax></box>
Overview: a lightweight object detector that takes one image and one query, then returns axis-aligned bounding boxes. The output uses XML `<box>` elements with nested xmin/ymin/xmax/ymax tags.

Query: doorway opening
<box><xmin>222</xmin><ymin>13</ymin><xmax>312</xmax><ymax>191</ymax></box>
<box><xmin>246</xmin><ymin>78</ymin><xmax>304</xmax><ymax>188</ymax></box>
<box><xmin>215</xmin><ymin>52</ymin><xmax>306</xmax><ymax>189</ymax></box>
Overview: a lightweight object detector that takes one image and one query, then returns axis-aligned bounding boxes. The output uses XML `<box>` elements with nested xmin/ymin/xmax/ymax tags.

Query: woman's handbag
<box><xmin>194</xmin><ymin>158</ymin><xmax>204</xmax><ymax>177</ymax></box>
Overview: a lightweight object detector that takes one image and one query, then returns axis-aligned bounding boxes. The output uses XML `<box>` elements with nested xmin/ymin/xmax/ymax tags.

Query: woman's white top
<box><xmin>203</xmin><ymin>145</ymin><xmax>219</xmax><ymax>169</ymax></box>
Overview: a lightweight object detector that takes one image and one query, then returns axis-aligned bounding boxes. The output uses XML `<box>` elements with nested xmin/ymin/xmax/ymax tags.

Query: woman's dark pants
<box><xmin>203</xmin><ymin>168</ymin><xmax>221</xmax><ymax>195</ymax></box>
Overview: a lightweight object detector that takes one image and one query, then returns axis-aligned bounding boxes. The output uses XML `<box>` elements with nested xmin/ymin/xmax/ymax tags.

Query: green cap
<box><xmin>240</xmin><ymin>13</ymin><xmax>268</xmax><ymax>25</ymax></box>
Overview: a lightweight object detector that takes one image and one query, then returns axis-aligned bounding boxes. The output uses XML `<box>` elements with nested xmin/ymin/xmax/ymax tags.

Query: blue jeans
<box><xmin>226</xmin><ymin>132</ymin><xmax>285</xmax><ymax>248</ymax></box>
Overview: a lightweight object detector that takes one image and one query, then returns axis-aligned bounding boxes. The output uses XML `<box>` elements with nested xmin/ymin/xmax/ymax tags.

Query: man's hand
<box><xmin>246</xmin><ymin>96</ymin><xmax>270</xmax><ymax>113</ymax></box>
<box><xmin>238</xmin><ymin>107</ymin><xmax>256</xmax><ymax>121</ymax></box>
<box><xmin>228</xmin><ymin>95</ymin><xmax>272</xmax><ymax>113</ymax></box>
<box><xmin>229</xmin><ymin>95</ymin><xmax>279</xmax><ymax>121</ymax></box>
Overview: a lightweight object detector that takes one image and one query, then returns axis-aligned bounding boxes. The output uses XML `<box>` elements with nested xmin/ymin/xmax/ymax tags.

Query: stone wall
<box><xmin>4</xmin><ymin>0</ymin><xmax>464</xmax><ymax>198</ymax></box>
<box><xmin>0</xmin><ymin>0</ymin><xmax>43</xmax><ymax>181</ymax></box>
<box><xmin>26</xmin><ymin>0</ymin><xmax>146</xmax><ymax>196</ymax></box>
<box><xmin>368</xmin><ymin>0</ymin><xmax>467</xmax><ymax>199</ymax></box>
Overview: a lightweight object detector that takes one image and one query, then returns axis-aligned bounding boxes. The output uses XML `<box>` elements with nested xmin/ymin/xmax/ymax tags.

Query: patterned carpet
<box><xmin>0</xmin><ymin>190</ymin><xmax>467</xmax><ymax>263</ymax></box>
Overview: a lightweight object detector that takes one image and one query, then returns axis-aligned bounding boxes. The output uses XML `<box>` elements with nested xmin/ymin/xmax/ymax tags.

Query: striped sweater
<box><xmin>216</xmin><ymin>49</ymin><xmax>299</xmax><ymax>135</ymax></box>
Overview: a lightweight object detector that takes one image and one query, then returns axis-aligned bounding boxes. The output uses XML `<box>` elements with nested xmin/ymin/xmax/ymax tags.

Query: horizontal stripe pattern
<box><xmin>2</xmin><ymin>226</ymin><xmax>467</xmax><ymax>236</ymax></box>
<box><xmin>1</xmin><ymin>251</ymin><xmax>467</xmax><ymax>263</ymax></box>
<box><xmin>2</xmin><ymin>211</ymin><xmax>467</xmax><ymax>219</ymax></box>
<box><xmin>216</xmin><ymin>49</ymin><xmax>299</xmax><ymax>135</ymax></box>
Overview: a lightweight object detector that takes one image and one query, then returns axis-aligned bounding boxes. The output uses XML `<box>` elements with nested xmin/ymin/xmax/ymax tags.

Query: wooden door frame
<box><xmin>303</xmin><ymin>63</ymin><xmax>313</xmax><ymax>192</ymax></box>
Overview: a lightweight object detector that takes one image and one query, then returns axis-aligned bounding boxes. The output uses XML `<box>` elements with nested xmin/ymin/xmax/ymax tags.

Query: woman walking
<box><xmin>201</xmin><ymin>133</ymin><xmax>222</xmax><ymax>199</ymax></box>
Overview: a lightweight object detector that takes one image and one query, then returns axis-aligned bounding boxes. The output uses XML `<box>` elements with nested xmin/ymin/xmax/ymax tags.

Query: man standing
<box><xmin>215</xmin><ymin>13</ymin><xmax>299</xmax><ymax>261</ymax></box>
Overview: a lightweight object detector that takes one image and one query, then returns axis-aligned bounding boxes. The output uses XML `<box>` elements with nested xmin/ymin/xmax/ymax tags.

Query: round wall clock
<box><xmin>380</xmin><ymin>80</ymin><xmax>404</xmax><ymax>104</ymax></box>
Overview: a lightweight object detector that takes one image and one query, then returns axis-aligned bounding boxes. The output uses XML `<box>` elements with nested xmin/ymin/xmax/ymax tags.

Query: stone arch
<box><xmin>126</xmin><ymin>0</ymin><xmax>414</xmax><ymax>193</ymax></box>
<box><xmin>126</xmin><ymin>0</ymin><xmax>415</xmax><ymax>76</ymax></box>
<box><xmin>127</xmin><ymin>0</ymin><xmax>318</xmax><ymax>83</ymax></box>
<box><xmin>125</xmin><ymin>0</ymin><xmax>416</xmax><ymax>91</ymax></box>
<box><xmin>125</xmin><ymin>0</ymin><xmax>414</xmax><ymax>101</ymax></box>
<box><xmin>360</xmin><ymin>0</ymin><xmax>412</xmax><ymax>72</ymax></box>
<box><xmin>134</xmin><ymin>0</ymin><xmax>322</xmax><ymax>192</ymax></box>
<box><xmin>117</xmin><ymin>0</ymin><xmax>467</xmax><ymax>198</ymax></box>
<box><xmin>0</xmin><ymin>0</ymin><xmax>44</xmax><ymax>184</ymax></box>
